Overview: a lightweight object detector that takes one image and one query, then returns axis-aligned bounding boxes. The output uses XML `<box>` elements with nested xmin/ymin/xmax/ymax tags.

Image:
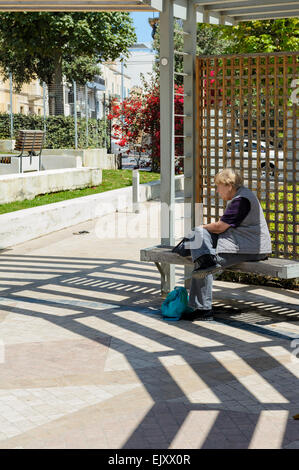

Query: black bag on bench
<box><xmin>171</xmin><ymin>237</ymin><xmax>191</xmax><ymax>257</ymax></box>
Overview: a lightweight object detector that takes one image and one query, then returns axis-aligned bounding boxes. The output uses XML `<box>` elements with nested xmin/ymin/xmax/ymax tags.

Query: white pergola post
<box><xmin>159</xmin><ymin>0</ymin><xmax>199</xmax><ymax>294</ymax></box>
<box><xmin>183</xmin><ymin>1</ymin><xmax>198</xmax><ymax>286</ymax></box>
<box><xmin>159</xmin><ymin>0</ymin><xmax>176</xmax><ymax>295</ymax></box>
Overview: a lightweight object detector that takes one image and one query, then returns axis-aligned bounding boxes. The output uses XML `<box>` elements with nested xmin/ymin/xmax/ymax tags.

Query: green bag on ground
<box><xmin>161</xmin><ymin>286</ymin><xmax>193</xmax><ymax>321</ymax></box>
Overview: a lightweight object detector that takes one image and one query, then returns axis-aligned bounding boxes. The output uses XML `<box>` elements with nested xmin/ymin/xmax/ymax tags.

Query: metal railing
<box><xmin>1</xmin><ymin>77</ymin><xmax>109</xmax><ymax>150</ymax></box>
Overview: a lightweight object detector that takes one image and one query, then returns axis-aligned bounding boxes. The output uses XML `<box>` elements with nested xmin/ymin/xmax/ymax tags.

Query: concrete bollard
<box><xmin>132</xmin><ymin>169</ymin><xmax>140</xmax><ymax>213</ymax></box>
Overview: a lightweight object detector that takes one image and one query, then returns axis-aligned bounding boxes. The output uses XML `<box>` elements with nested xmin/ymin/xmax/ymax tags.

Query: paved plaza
<box><xmin>0</xmin><ymin>198</ymin><xmax>299</xmax><ymax>449</ymax></box>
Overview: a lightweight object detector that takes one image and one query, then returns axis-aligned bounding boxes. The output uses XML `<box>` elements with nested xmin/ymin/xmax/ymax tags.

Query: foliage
<box><xmin>221</xmin><ymin>18</ymin><xmax>299</xmax><ymax>53</ymax></box>
<box><xmin>0</xmin><ymin>113</ymin><xmax>107</xmax><ymax>149</ymax></box>
<box><xmin>152</xmin><ymin>21</ymin><xmax>234</xmax><ymax>84</ymax></box>
<box><xmin>108</xmin><ymin>79</ymin><xmax>184</xmax><ymax>173</ymax></box>
<box><xmin>0</xmin><ymin>12</ymin><xmax>137</xmax><ymax>89</ymax></box>
<box><xmin>151</xmin><ymin>18</ymin><xmax>299</xmax><ymax>81</ymax></box>
<box><xmin>108</xmin><ymin>88</ymin><xmax>147</xmax><ymax>165</ymax></box>
<box><xmin>261</xmin><ymin>184</ymin><xmax>299</xmax><ymax>258</ymax></box>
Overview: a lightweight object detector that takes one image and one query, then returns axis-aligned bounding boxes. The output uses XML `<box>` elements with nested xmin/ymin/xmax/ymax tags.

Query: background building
<box><xmin>115</xmin><ymin>43</ymin><xmax>156</xmax><ymax>90</ymax></box>
<box><xmin>0</xmin><ymin>61</ymin><xmax>132</xmax><ymax>122</ymax></box>
<box><xmin>0</xmin><ymin>76</ymin><xmax>44</xmax><ymax>115</ymax></box>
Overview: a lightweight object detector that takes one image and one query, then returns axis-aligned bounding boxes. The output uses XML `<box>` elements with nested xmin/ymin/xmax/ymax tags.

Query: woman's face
<box><xmin>216</xmin><ymin>183</ymin><xmax>236</xmax><ymax>201</ymax></box>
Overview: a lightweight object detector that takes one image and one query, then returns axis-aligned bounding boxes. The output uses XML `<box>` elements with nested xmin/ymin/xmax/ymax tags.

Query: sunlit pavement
<box><xmin>0</xmin><ymin>198</ymin><xmax>298</xmax><ymax>449</ymax></box>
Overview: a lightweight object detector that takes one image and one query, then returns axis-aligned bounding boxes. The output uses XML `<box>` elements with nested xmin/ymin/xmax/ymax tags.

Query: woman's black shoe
<box><xmin>192</xmin><ymin>254</ymin><xmax>222</xmax><ymax>278</ymax></box>
<box><xmin>194</xmin><ymin>254</ymin><xmax>217</xmax><ymax>270</ymax></box>
<box><xmin>182</xmin><ymin>309</ymin><xmax>214</xmax><ymax>321</ymax></box>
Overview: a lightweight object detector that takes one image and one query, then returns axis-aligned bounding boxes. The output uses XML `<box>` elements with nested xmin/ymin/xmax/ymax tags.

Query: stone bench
<box><xmin>140</xmin><ymin>245</ymin><xmax>299</xmax><ymax>294</ymax></box>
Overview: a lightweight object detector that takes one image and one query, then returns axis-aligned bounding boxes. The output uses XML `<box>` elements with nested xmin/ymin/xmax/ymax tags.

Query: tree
<box><xmin>108</xmin><ymin>90</ymin><xmax>147</xmax><ymax>168</ymax></box>
<box><xmin>151</xmin><ymin>21</ymin><xmax>234</xmax><ymax>84</ymax></box>
<box><xmin>221</xmin><ymin>18</ymin><xmax>299</xmax><ymax>53</ymax></box>
<box><xmin>108</xmin><ymin>79</ymin><xmax>184</xmax><ymax>173</ymax></box>
<box><xmin>220</xmin><ymin>19</ymin><xmax>298</xmax><ymax>140</ymax></box>
<box><xmin>0</xmin><ymin>12</ymin><xmax>136</xmax><ymax>114</ymax></box>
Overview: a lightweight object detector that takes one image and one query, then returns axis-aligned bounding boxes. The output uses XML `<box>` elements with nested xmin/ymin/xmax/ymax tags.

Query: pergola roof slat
<box><xmin>205</xmin><ymin>0</ymin><xmax>299</xmax><ymax>11</ymax></box>
<box><xmin>194</xmin><ymin>0</ymin><xmax>293</xmax><ymax>4</ymax></box>
<box><xmin>219</xmin><ymin>5</ymin><xmax>299</xmax><ymax>16</ymax></box>
<box><xmin>0</xmin><ymin>7</ymin><xmax>156</xmax><ymax>11</ymax></box>
<box><xmin>235</xmin><ymin>11</ymin><xmax>299</xmax><ymax>19</ymax></box>
<box><xmin>194</xmin><ymin>0</ymin><xmax>299</xmax><ymax>21</ymax></box>
<box><xmin>0</xmin><ymin>0</ymin><xmax>157</xmax><ymax>11</ymax></box>
<box><xmin>0</xmin><ymin>2</ymin><xmax>148</xmax><ymax>4</ymax></box>
<box><xmin>0</xmin><ymin>0</ymin><xmax>297</xmax><ymax>20</ymax></box>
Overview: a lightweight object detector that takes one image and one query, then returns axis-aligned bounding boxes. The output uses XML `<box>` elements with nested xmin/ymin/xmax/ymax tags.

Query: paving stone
<box><xmin>0</xmin><ymin>203</ymin><xmax>298</xmax><ymax>449</ymax></box>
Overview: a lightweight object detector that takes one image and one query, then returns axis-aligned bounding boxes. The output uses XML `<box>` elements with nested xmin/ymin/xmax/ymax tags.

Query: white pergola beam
<box><xmin>196</xmin><ymin>5</ymin><xmax>235</xmax><ymax>24</ymax></box>
<box><xmin>0</xmin><ymin>7</ymin><xmax>157</xmax><ymax>10</ymax></box>
<box><xmin>148</xmin><ymin>0</ymin><xmax>163</xmax><ymax>10</ymax></box>
<box><xmin>0</xmin><ymin>0</ymin><xmax>298</xmax><ymax>19</ymax></box>
<box><xmin>173</xmin><ymin>0</ymin><xmax>187</xmax><ymax>19</ymax></box>
<box><xmin>235</xmin><ymin>11</ymin><xmax>299</xmax><ymax>19</ymax></box>
<box><xmin>220</xmin><ymin>15</ymin><xmax>236</xmax><ymax>25</ymax></box>
<box><xmin>0</xmin><ymin>0</ymin><xmax>159</xmax><ymax>10</ymax></box>
<box><xmin>0</xmin><ymin>2</ymin><xmax>158</xmax><ymax>10</ymax></box>
<box><xmin>194</xmin><ymin>1</ymin><xmax>299</xmax><ymax>22</ymax></box>
<box><xmin>193</xmin><ymin>0</ymin><xmax>285</xmax><ymax>4</ymax></box>
<box><xmin>151</xmin><ymin>0</ymin><xmax>190</xmax><ymax>20</ymax></box>
<box><xmin>0</xmin><ymin>0</ymin><xmax>151</xmax><ymax>3</ymax></box>
<box><xmin>221</xmin><ymin>5</ymin><xmax>299</xmax><ymax>16</ymax></box>
<box><xmin>205</xmin><ymin>0</ymin><xmax>299</xmax><ymax>11</ymax></box>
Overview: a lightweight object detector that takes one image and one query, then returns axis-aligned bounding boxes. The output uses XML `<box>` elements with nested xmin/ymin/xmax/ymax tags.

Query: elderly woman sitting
<box><xmin>184</xmin><ymin>168</ymin><xmax>272</xmax><ymax>321</ymax></box>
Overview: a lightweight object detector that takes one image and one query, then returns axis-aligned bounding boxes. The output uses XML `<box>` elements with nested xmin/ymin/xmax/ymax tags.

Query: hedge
<box><xmin>0</xmin><ymin>113</ymin><xmax>108</xmax><ymax>149</ymax></box>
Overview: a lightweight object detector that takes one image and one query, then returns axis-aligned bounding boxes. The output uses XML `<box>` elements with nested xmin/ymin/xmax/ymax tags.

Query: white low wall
<box><xmin>0</xmin><ymin>175</ymin><xmax>184</xmax><ymax>249</ymax></box>
<box><xmin>42</xmin><ymin>148</ymin><xmax>118</xmax><ymax>170</ymax></box>
<box><xmin>0</xmin><ymin>147</ymin><xmax>118</xmax><ymax>176</ymax></box>
<box><xmin>0</xmin><ymin>168</ymin><xmax>102</xmax><ymax>204</ymax></box>
<box><xmin>0</xmin><ymin>155</ymin><xmax>41</xmax><ymax>175</ymax></box>
<box><xmin>0</xmin><ymin>139</ymin><xmax>15</xmax><ymax>152</ymax></box>
<box><xmin>41</xmin><ymin>155</ymin><xmax>83</xmax><ymax>170</ymax></box>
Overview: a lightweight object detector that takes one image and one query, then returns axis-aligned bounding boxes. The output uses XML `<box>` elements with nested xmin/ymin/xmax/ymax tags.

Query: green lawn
<box><xmin>0</xmin><ymin>169</ymin><xmax>160</xmax><ymax>215</ymax></box>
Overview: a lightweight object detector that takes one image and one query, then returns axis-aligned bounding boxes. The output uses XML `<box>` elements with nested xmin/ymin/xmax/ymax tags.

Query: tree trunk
<box><xmin>48</xmin><ymin>57</ymin><xmax>64</xmax><ymax>116</ymax></box>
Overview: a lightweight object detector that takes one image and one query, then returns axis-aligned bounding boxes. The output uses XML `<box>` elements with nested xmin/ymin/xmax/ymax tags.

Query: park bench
<box><xmin>140</xmin><ymin>245</ymin><xmax>299</xmax><ymax>295</ymax></box>
<box><xmin>0</xmin><ymin>130</ymin><xmax>45</xmax><ymax>173</ymax></box>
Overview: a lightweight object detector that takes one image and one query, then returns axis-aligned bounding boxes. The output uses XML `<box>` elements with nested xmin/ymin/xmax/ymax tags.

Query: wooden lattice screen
<box><xmin>195</xmin><ymin>52</ymin><xmax>299</xmax><ymax>260</ymax></box>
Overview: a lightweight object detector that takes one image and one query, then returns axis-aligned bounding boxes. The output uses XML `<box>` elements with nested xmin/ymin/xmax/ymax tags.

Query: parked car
<box><xmin>139</xmin><ymin>158</ymin><xmax>151</xmax><ymax>168</ymax></box>
<box><xmin>226</xmin><ymin>139</ymin><xmax>285</xmax><ymax>175</ymax></box>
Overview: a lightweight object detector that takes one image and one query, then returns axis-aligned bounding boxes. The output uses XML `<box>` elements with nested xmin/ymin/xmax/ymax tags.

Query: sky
<box><xmin>129</xmin><ymin>12</ymin><xmax>159</xmax><ymax>45</ymax></box>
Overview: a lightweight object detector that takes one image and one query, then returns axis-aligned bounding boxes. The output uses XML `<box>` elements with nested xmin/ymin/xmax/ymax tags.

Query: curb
<box><xmin>0</xmin><ymin>175</ymin><xmax>184</xmax><ymax>249</ymax></box>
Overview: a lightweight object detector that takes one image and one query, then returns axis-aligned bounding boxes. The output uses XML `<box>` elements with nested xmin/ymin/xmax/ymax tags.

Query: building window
<box><xmin>38</xmin><ymin>108</ymin><xmax>41</xmax><ymax>115</ymax></box>
<box><xmin>20</xmin><ymin>106</ymin><xmax>24</xmax><ymax>114</ymax></box>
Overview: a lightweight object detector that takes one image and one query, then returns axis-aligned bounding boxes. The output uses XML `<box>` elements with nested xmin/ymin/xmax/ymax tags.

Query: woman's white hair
<box><xmin>215</xmin><ymin>168</ymin><xmax>243</xmax><ymax>188</ymax></box>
